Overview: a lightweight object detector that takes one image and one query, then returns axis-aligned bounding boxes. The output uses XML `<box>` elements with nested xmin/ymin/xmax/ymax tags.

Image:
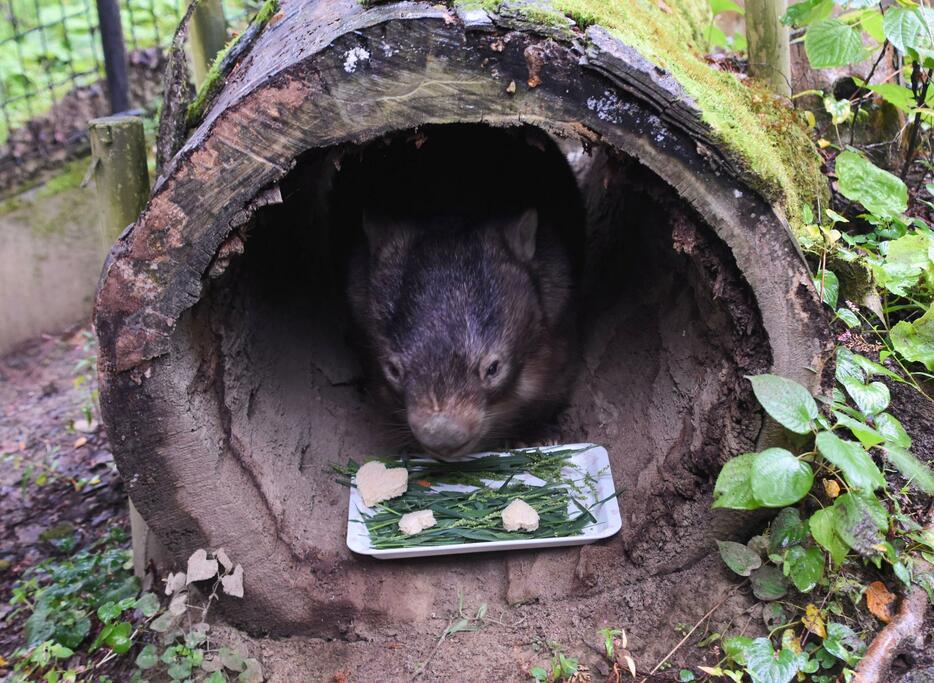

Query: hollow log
<box><xmin>95</xmin><ymin>0</ymin><xmax>831</xmax><ymax>636</ymax></box>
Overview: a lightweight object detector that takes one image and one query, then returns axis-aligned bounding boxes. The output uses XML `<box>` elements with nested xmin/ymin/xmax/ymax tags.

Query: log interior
<box><xmin>170</xmin><ymin>123</ymin><xmax>771</xmax><ymax>629</ymax></box>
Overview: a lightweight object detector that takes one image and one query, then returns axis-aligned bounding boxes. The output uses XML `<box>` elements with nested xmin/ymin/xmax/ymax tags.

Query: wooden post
<box><xmin>90</xmin><ymin>114</ymin><xmax>164</xmax><ymax>577</ymax></box>
<box><xmin>95</xmin><ymin>0</ymin><xmax>130</xmax><ymax>113</ymax></box>
<box><xmin>747</xmin><ymin>0</ymin><xmax>791</xmax><ymax>98</ymax></box>
<box><xmin>189</xmin><ymin>0</ymin><xmax>228</xmax><ymax>86</ymax></box>
<box><xmin>89</xmin><ymin>115</ymin><xmax>150</xmax><ymax>246</ymax></box>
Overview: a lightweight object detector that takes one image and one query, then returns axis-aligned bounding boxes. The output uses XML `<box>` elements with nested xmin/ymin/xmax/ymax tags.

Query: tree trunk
<box><xmin>747</xmin><ymin>0</ymin><xmax>791</xmax><ymax>97</ymax></box>
<box><xmin>94</xmin><ymin>0</ymin><xmax>829</xmax><ymax>637</ymax></box>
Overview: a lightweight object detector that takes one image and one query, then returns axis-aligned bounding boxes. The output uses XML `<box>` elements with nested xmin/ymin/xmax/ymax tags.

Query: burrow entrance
<box><xmin>170</xmin><ymin>123</ymin><xmax>771</xmax><ymax>631</ymax></box>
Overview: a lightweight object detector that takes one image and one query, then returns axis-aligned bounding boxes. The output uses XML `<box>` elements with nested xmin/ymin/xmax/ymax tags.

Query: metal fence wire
<box><xmin>0</xmin><ymin>0</ymin><xmax>259</xmax><ymax>144</ymax></box>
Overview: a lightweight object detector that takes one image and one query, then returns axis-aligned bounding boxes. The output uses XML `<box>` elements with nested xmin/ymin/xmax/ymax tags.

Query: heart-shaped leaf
<box><xmin>784</xmin><ymin>546</ymin><xmax>825</xmax><ymax>592</ymax></box>
<box><xmin>816</xmin><ymin>431</ymin><xmax>885</xmax><ymax>491</ymax></box>
<box><xmin>874</xmin><ymin>413</ymin><xmax>911</xmax><ymax>448</ymax></box>
<box><xmin>833</xmin><ymin>493</ymin><xmax>888</xmax><ymax>556</ymax></box>
<box><xmin>717</xmin><ymin>540</ymin><xmax>762</xmax><ymax>577</ymax></box>
<box><xmin>747</xmin><ymin>375</ymin><xmax>818</xmax><ymax>435</ymax></box>
<box><xmin>713</xmin><ymin>453</ymin><xmax>760</xmax><ymax>509</ymax></box>
<box><xmin>768</xmin><ymin>508</ymin><xmax>807</xmax><ymax>554</ymax></box>
<box><xmin>741</xmin><ymin>637</ymin><xmax>803</xmax><ymax>683</ymax></box>
<box><xmin>809</xmin><ymin>507</ymin><xmax>848</xmax><ymax>566</ymax></box>
<box><xmin>751</xmin><ymin>566</ymin><xmax>789</xmax><ymax>601</ymax></box>
<box><xmin>751</xmin><ymin>449</ymin><xmax>814</xmax><ymax>507</ymax></box>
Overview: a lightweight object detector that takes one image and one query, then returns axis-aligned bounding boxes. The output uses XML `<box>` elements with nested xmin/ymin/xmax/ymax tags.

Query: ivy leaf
<box><xmin>751</xmin><ymin>566</ymin><xmax>789</xmax><ymax>601</ymax></box>
<box><xmin>751</xmin><ymin>448</ymin><xmax>814</xmax><ymax>507</ymax></box>
<box><xmin>874</xmin><ymin>413</ymin><xmax>911</xmax><ymax>449</ymax></box>
<box><xmin>741</xmin><ymin>637</ymin><xmax>803</xmax><ymax>683</ymax></box>
<box><xmin>810</xmin><ymin>508</ymin><xmax>849</xmax><ymax>566</ymax></box>
<box><xmin>835</xmin><ymin>150</ymin><xmax>908</xmax><ymax>220</ymax></box>
<box><xmin>134</xmin><ymin>592</ymin><xmax>161</xmax><ymax>618</ymax></box>
<box><xmin>712</xmin><ymin>453</ymin><xmax>761</xmax><ymax>509</ymax></box>
<box><xmin>812</xmin><ymin>270</ymin><xmax>839</xmax><ymax>308</ymax></box>
<box><xmin>805</xmin><ymin>19</ymin><xmax>866</xmax><ymax>68</ymax></box>
<box><xmin>833</xmin><ymin>493</ymin><xmax>888</xmax><ymax>556</ymax></box>
<box><xmin>717</xmin><ymin>540</ymin><xmax>762</xmax><ymax>577</ymax></box>
<box><xmin>884</xmin><ymin>446</ymin><xmax>934</xmax><ymax>494</ymax></box>
<box><xmin>747</xmin><ymin>375</ymin><xmax>819</xmax><ymax>435</ymax></box>
<box><xmin>823</xmin><ymin>622</ymin><xmax>866</xmax><ymax>665</ymax></box>
<box><xmin>135</xmin><ymin>644</ymin><xmax>158</xmax><ymax>670</ymax></box>
<box><xmin>768</xmin><ymin>508</ymin><xmax>808</xmax><ymax>554</ymax></box>
<box><xmin>891</xmin><ymin>305</ymin><xmax>934</xmax><ymax>372</ymax></box>
<box><xmin>816</xmin><ymin>431</ymin><xmax>885</xmax><ymax>491</ymax></box>
<box><xmin>784</xmin><ymin>546</ymin><xmax>825</xmax><ymax>592</ymax></box>
<box><xmin>105</xmin><ymin>621</ymin><xmax>133</xmax><ymax>654</ymax></box>
<box><xmin>96</xmin><ymin>601</ymin><xmax>123</xmax><ymax>624</ymax></box>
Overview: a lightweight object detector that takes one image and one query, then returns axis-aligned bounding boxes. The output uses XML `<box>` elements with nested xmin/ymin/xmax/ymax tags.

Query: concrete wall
<box><xmin>0</xmin><ymin>160</ymin><xmax>107</xmax><ymax>355</ymax></box>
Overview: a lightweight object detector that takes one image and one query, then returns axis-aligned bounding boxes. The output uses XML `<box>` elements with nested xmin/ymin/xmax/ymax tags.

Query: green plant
<box><xmin>709</xmin><ymin>357</ymin><xmax>934</xmax><ymax>682</ymax></box>
<box><xmin>798</xmin><ymin>146</ymin><xmax>934</xmax><ymax>397</ymax></box>
<box><xmin>785</xmin><ymin>0</ymin><xmax>934</xmax><ymax>177</ymax></box>
<box><xmin>5</xmin><ymin>543</ymin><xmax>258</xmax><ymax>683</ymax></box>
<box><xmin>529</xmin><ymin>642</ymin><xmax>580</xmax><ymax>682</ymax></box>
<box><xmin>5</xmin><ymin>528</ymin><xmax>144</xmax><ymax>681</ymax></box>
<box><xmin>133</xmin><ymin>548</ymin><xmax>259</xmax><ymax>683</ymax></box>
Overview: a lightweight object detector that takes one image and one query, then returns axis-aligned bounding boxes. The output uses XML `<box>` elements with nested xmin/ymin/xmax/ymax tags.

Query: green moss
<box><xmin>187</xmin><ymin>0</ymin><xmax>279</xmax><ymax>126</ymax></box>
<box><xmin>0</xmin><ymin>157</ymin><xmax>89</xmax><ymax>218</ymax></box>
<box><xmin>545</xmin><ymin>0</ymin><xmax>826</xmax><ymax>231</ymax></box>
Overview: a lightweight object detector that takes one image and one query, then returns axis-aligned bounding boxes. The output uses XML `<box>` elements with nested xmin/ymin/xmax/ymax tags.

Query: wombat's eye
<box><xmin>384</xmin><ymin>359</ymin><xmax>403</xmax><ymax>383</ymax></box>
<box><xmin>485</xmin><ymin>360</ymin><xmax>500</xmax><ymax>378</ymax></box>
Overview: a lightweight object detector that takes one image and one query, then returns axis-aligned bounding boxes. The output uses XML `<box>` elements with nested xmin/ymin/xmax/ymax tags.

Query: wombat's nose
<box><xmin>412</xmin><ymin>414</ymin><xmax>472</xmax><ymax>455</ymax></box>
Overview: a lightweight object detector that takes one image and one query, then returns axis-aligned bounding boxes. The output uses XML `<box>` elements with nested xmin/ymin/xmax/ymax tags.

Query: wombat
<box><xmin>347</xmin><ymin>205</ymin><xmax>577</xmax><ymax>459</ymax></box>
<box><xmin>341</xmin><ymin>125</ymin><xmax>583</xmax><ymax>459</ymax></box>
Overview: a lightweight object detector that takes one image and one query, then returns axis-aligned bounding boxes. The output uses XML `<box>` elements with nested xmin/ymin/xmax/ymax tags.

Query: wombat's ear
<box><xmin>361</xmin><ymin>210</ymin><xmax>406</xmax><ymax>257</ymax></box>
<box><xmin>504</xmin><ymin>208</ymin><xmax>538</xmax><ymax>262</ymax></box>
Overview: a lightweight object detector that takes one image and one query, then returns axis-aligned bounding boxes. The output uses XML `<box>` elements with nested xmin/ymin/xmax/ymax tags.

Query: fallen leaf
<box><xmin>506</xmin><ymin>81</ymin><xmax>516</xmax><ymax>95</ymax></box>
<box><xmin>866</xmin><ymin>581</ymin><xmax>895</xmax><ymax>623</ymax></box>
<box><xmin>803</xmin><ymin>603</ymin><xmax>826</xmax><ymax>639</ymax></box>
<box><xmin>169</xmin><ymin>591</ymin><xmax>188</xmax><ymax>616</ymax></box>
<box><xmin>215</xmin><ymin>547</ymin><xmax>233</xmax><ymax>572</ymax></box>
<box><xmin>414</xmin><ymin>479</ymin><xmax>432</xmax><ymax>488</ymax></box>
<box><xmin>164</xmin><ymin>571</ymin><xmax>187</xmax><ymax>595</ymax></box>
<box><xmin>221</xmin><ymin>564</ymin><xmax>244</xmax><ymax>598</ymax></box>
<box><xmin>822</xmin><ymin>478</ymin><xmax>841</xmax><ymax>498</ymax></box>
<box><xmin>186</xmin><ymin>548</ymin><xmax>219</xmax><ymax>583</ymax></box>
<box><xmin>73</xmin><ymin>436</ymin><xmax>88</xmax><ymax>449</ymax></box>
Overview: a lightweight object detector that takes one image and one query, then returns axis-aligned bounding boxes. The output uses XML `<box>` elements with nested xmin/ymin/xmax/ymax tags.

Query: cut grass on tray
<box><xmin>334</xmin><ymin>446</ymin><xmax>620</xmax><ymax>549</ymax></box>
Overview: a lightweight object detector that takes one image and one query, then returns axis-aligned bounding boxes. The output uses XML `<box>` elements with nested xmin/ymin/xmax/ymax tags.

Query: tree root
<box><xmin>853</xmin><ymin>585</ymin><xmax>928</xmax><ymax>683</ymax></box>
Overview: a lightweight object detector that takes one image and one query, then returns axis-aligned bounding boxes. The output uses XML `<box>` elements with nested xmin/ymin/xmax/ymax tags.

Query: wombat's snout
<box><xmin>408</xmin><ymin>408</ymin><xmax>482</xmax><ymax>459</ymax></box>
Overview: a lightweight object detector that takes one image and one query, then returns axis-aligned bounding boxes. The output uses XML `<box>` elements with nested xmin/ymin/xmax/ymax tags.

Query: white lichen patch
<box><xmin>356</xmin><ymin>460</ymin><xmax>408</xmax><ymax>507</ymax></box>
<box><xmin>399</xmin><ymin>509</ymin><xmax>436</xmax><ymax>536</ymax></box>
<box><xmin>343</xmin><ymin>46</ymin><xmax>370</xmax><ymax>73</ymax></box>
<box><xmin>501</xmin><ymin>498</ymin><xmax>540</xmax><ymax>532</ymax></box>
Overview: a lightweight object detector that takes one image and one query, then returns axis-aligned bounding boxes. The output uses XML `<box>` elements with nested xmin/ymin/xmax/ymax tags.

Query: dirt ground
<box><xmin>1</xmin><ymin>325</ymin><xmax>932</xmax><ymax>682</ymax></box>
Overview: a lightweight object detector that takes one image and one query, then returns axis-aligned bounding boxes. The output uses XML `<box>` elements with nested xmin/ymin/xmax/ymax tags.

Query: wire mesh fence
<box><xmin>0</xmin><ymin>0</ymin><xmax>259</xmax><ymax>145</ymax></box>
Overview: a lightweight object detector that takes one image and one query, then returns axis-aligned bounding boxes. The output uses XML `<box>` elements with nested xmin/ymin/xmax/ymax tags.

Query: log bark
<box><xmin>95</xmin><ymin>0</ymin><xmax>830</xmax><ymax>635</ymax></box>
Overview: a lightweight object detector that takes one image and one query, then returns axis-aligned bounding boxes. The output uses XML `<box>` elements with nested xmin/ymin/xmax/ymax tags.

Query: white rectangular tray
<box><xmin>346</xmin><ymin>443</ymin><xmax>622</xmax><ymax>559</ymax></box>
